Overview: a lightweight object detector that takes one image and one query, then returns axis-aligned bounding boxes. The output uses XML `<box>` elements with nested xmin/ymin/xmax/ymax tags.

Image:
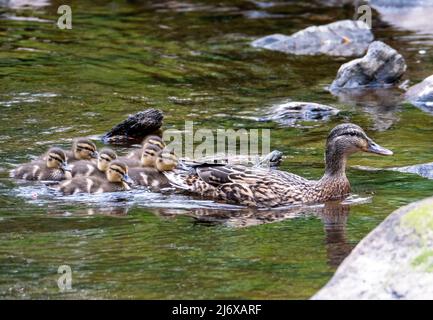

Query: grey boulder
<box><xmin>330</xmin><ymin>41</ymin><xmax>407</xmax><ymax>90</ymax></box>
<box><xmin>313</xmin><ymin>197</ymin><xmax>433</xmax><ymax>300</ymax></box>
<box><xmin>251</xmin><ymin>20</ymin><xmax>373</xmax><ymax>57</ymax></box>
<box><xmin>405</xmin><ymin>75</ymin><xmax>433</xmax><ymax>114</ymax></box>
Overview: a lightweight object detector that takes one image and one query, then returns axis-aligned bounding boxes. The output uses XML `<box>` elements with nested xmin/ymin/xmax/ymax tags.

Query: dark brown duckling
<box><xmin>10</xmin><ymin>148</ymin><xmax>71</xmax><ymax>181</ymax></box>
<box><xmin>70</xmin><ymin>148</ymin><xmax>117</xmax><ymax>178</ymax></box>
<box><xmin>165</xmin><ymin>123</ymin><xmax>393</xmax><ymax>207</ymax></box>
<box><xmin>57</xmin><ymin>161</ymin><xmax>133</xmax><ymax>195</ymax></box>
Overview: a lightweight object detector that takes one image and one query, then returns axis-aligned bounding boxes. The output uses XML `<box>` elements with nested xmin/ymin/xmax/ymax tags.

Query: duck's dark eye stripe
<box><xmin>100</xmin><ymin>157</ymin><xmax>111</xmax><ymax>161</ymax></box>
<box><xmin>111</xmin><ymin>168</ymin><xmax>125</xmax><ymax>175</ymax></box>
<box><xmin>77</xmin><ymin>145</ymin><xmax>95</xmax><ymax>152</ymax></box>
<box><xmin>50</xmin><ymin>156</ymin><xmax>64</xmax><ymax>163</ymax></box>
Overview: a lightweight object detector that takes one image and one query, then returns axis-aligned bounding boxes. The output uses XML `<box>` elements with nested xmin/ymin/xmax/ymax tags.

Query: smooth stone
<box><xmin>260</xmin><ymin>102</ymin><xmax>340</xmax><ymax>126</ymax></box>
<box><xmin>312</xmin><ymin>197</ymin><xmax>433</xmax><ymax>300</ymax></box>
<box><xmin>405</xmin><ymin>75</ymin><xmax>433</xmax><ymax>114</ymax></box>
<box><xmin>251</xmin><ymin>20</ymin><xmax>373</xmax><ymax>57</ymax></box>
<box><xmin>330</xmin><ymin>41</ymin><xmax>407</xmax><ymax>90</ymax></box>
<box><xmin>391</xmin><ymin>162</ymin><xmax>433</xmax><ymax>180</ymax></box>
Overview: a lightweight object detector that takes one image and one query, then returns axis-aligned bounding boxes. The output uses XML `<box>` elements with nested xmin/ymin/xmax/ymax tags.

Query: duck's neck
<box><xmin>318</xmin><ymin>146</ymin><xmax>351</xmax><ymax>196</ymax></box>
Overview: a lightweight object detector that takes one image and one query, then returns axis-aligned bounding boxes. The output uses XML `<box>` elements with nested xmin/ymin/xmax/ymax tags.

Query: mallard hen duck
<box><xmin>70</xmin><ymin>148</ymin><xmax>117</xmax><ymax>178</ymax></box>
<box><xmin>57</xmin><ymin>160</ymin><xmax>133</xmax><ymax>195</ymax></box>
<box><xmin>165</xmin><ymin>124</ymin><xmax>393</xmax><ymax>207</ymax></box>
<box><xmin>10</xmin><ymin>148</ymin><xmax>72</xmax><ymax>181</ymax></box>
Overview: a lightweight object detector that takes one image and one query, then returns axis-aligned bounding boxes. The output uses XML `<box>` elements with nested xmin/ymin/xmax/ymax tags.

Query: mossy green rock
<box><xmin>313</xmin><ymin>197</ymin><xmax>433</xmax><ymax>300</ymax></box>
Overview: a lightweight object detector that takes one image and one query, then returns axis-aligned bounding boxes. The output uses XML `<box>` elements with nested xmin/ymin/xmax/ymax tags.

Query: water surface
<box><xmin>1</xmin><ymin>0</ymin><xmax>433</xmax><ymax>299</ymax></box>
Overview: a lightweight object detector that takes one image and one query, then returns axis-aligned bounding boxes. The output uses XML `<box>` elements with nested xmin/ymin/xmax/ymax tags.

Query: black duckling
<box><xmin>11</xmin><ymin>148</ymin><xmax>71</xmax><ymax>181</ymax></box>
<box><xmin>57</xmin><ymin>161</ymin><xmax>133</xmax><ymax>195</ymax></box>
<box><xmin>165</xmin><ymin>123</ymin><xmax>393</xmax><ymax>207</ymax></box>
<box><xmin>129</xmin><ymin>149</ymin><xmax>178</xmax><ymax>191</ymax></box>
<box><xmin>70</xmin><ymin>148</ymin><xmax>117</xmax><ymax>178</ymax></box>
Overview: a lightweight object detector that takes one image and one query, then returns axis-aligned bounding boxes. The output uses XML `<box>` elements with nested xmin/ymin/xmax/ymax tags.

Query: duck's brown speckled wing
<box><xmin>192</xmin><ymin>165</ymin><xmax>313</xmax><ymax>207</ymax></box>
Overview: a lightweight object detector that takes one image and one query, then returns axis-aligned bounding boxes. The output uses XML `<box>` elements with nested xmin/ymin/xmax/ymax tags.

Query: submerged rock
<box><xmin>102</xmin><ymin>108</ymin><xmax>163</xmax><ymax>144</ymax></box>
<box><xmin>330</xmin><ymin>41</ymin><xmax>407</xmax><ymax>90</ymax></box>
<box><xmin>313</xmin><ymin>197</ymin><xmax>433</xmax><ymax>300</ymax></box>
<box><xmin>260</xmin><ymin>102</ymin><xmax>340</xmax><ymax>126</ymax></box>
<box><xmin>251</xmin><ymin>20</ymin><xmax>373</xmax><ymax>57</ymax></box>
<box><xmin>392</xmin><ymin>162</ymin><xmax>433</xmax><ymax>180</ymax></box>
<box><xmin>405</xmin><ymin>75</ymin><xmax>433</xmax><ymax>114</ymax></box>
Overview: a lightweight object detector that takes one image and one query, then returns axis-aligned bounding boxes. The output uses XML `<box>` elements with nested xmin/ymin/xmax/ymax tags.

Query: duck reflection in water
<box><xmin>156</xmin><ymin>201</ymin><xmax>356</xmax><ymax>268</ymax></box>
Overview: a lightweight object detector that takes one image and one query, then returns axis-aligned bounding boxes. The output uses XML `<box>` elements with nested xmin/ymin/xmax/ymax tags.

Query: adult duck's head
<box><xmin>325</xmin><ymin>123</ymin><xmax>393</xmax><ymax>175</ymax></box>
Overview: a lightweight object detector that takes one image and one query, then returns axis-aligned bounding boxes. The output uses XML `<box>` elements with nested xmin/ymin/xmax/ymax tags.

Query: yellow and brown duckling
<box><xmin>129</xmin><ymin>149</ymin><xmax>178</xmax><ymax>191</ymax></box>
<box><xmin>124</xmin><ymin>135</ymin><xmax>165</xmax><ymax>161</ymax></box>
<box><xmin>165</xmin><ymin>123</ymin><xmax>393</xmax><ymax>208</ymax></box>
<box><xmin>39</xmin><ymin>138</ymin><xmax>98</xmax><ymax>163</ymax></box>
<box><xmin>11</xmin><ymin>148</ymin><xmax>72</xmax><ymax>181</ymax></box>
<box><xmin>57</xmin><ymin>160</ymin><xmax>133</xmax><ymax>195</ymax></box>
<box><xmin>70</xmin><ymin>148</ymin><xmax>117</xmax><ymax>178</ymax></box>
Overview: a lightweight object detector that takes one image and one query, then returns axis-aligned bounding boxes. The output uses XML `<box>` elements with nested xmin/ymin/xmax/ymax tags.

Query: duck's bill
<box><xmin>367</xmin><ymin>141</ymin><xmax>393</xmax><ymax>156</ymax></box>
<box><xmin>62</xmin><ymin>163</ymin><xmax>72</xmax><ymax>172</ymax></box>
<box><xmin>91</xmin><ymin>151</ymin><xmax>99</xmax><ymax>159</ymax></box>
<box><xmin>122</xmin><ymin>174</ymin><xmax>134</xmax><ymax>185</ymax></box>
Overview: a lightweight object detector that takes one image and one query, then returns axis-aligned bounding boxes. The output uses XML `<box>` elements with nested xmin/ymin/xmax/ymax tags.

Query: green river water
<box><xmin>1</xmin><ymin>0</ymin><xmax>433</xmax><ymax>299</ymax></box>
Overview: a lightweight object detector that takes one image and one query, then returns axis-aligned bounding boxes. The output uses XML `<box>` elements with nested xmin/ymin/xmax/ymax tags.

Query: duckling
<box><xmin>70</xmin><ymin>148</ymin><xmax>117</xmax><ymax>178</ymax></box>
<box><xmin>129</xmin><ymin>149</ymin><xmax>178</xmax><ymax>191</ymax></box>
<box><xmin>165</xmin><ymin>123</ymin><xmax>393</xmax><ymax>208</ymax></box>
<box><xmin>11</xmin><ymin>148</ymin><xmax>71</xmax><ymax>181</ymax></box>
<box><xmin>57</xmin><ymin>161</ymin><xmax>133</xmax><ymax>195</ymax></box>
<box><xmin>39</xmin><ymin>138</ymin><xmax>98</xmax><ymax>163</ymax></box>
<box><xmin>119</xmin><ymin>141</ymin><xmax>164</xmax><ymax>168</ymax></box>
<box><xmin>125</xmin><ymin>135</ymin><xmax>165</xmax><ymax>160</ymax></box>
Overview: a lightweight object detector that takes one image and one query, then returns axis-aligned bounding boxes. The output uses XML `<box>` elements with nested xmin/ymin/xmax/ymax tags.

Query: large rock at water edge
<box><xmin>330</xmin><ymin>41</ymin><xmax>406</xmax><ymax>90</ymax></box>
<box><xmin>405</xmin><ymin>75</ymin><xmax>433</xmax><ymax>114</ymax></box>
<box><xmin>312</xmin><ymin>197</ymin><xmax>433</xmax><ymax>300</ymax></box>
<box><xmin>251</xmin><ymin>20</ymin><xmax>373</xmax><ymax>57</ymax></box>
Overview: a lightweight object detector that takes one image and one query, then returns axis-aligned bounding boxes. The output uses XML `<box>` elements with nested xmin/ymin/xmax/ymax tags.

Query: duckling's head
<box><xmin>73</xmin><ymin>139</ymin><xmax>98</xmax><ymax>160</ymax></box>
<box><xmin>106</xmin><ymin>161</ymin><xmax>133</xmax><ymax>185</ymax></box>
<box><xmin>155</xmin><ymin>149</ymin><xmax>178</xmax><ymax>172</ymax></box>
<box><xmin>327</xmin><ymin>123</ymin><xmax>393</xmax><ymax>156</ymax></box>
<box><xmin>46</xmin><ymin>148</ymin><xmax>71</xmax><ymax>172</ymax></box>
<box><xmin>142</xmin><ymin>135</ymin><xmax>165</xmax><ymax>150</ymax></box>
<box><xmin>140</xmin><ymin>143</ymin><xmax>162</xmax><ymax>167</ymax></box>
<box><xmin>97</xmin><ymin>148</ymin><xmax>117</xmax><ymax>172</ymax></box>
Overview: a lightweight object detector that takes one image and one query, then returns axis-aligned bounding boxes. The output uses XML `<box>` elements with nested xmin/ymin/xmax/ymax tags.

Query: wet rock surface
<box><xmin>251</xmin><ymin>20</ymin><xmax>373</xmax><ymax>57</ymax></box>
<box><xmin>391</xmin><ymin>162</ymin><xmax>433</xmax><ymax>180</ymax></box>
<box><xmin>330</xmin><ymin>41</ymin><xmax>407</xmax><ymax>90</ymax></box>
<box><xmin>313</xmin><ymin>197</ymin><xmax>433</xmax><ymax>300</ymax></box>
<box><xmin>260</xmin><ymin>102</ymin><xmax>340</xmax><ymax>126</ymax></box>
<box><xmin>405</xmin><ymin>75</ymin><xmax>433</xmax><ymax>114</ymax></box>
<box><xmin>102</xmin><ymin>108</ymin><xmax>163</xmax><ymax>144</ymax></box>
